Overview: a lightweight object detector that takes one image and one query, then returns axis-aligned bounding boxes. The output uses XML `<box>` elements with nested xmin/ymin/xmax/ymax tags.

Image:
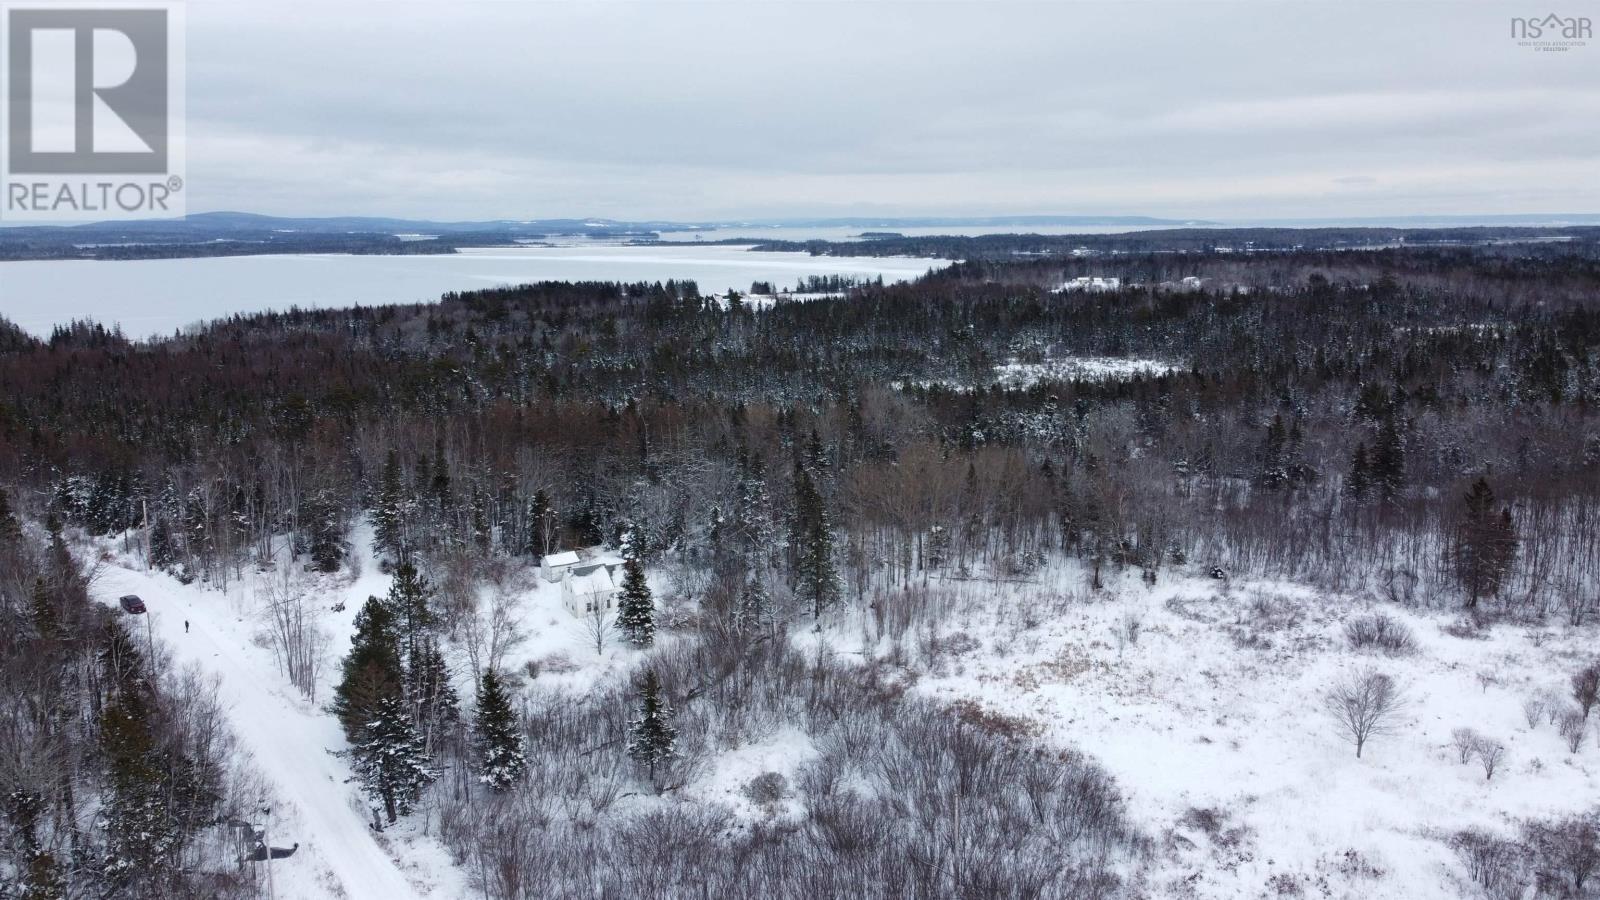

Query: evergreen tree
<box><xmin>29</xmin><ymin>578</ymin><xmax>55</xmax><ymax>639</ymax></box>
<box><xmin>1453</xmin><ymin>478</ymin><xmax>1518</xmax><ymax>612</ymax></box>
<box><xmin>302</xmin><ymin>488</ymin><xmax>345</xmax><ymax>572</ymax></box>
<box><xmin>353</xmin><ymin>695</ymin><xmax>436</xmax><ymax>825</ymax></box>
<box><xmin>429</xmin><ymin>439</ymin><xmax>452</xmax><ymax>509</ymax></box>
<box><xmin>616</xmin><ymin>528</ymin><xmax>654</xmax><ymax>646</ymax></box>
<box><xmin>0</xmin><ymin>487</ymin><xmax>20</xmax><ymax>542</ymax></box>
<box><xmin>473</xmin><ymin>669</ymin><xmax>526</xmax><ymax>792</ymax></box>
<box><xmin>385</xmin><ymin>562</ymin><xmax>437</xmax><ymax>663</ymax></box>
<box><xmin>626</xmin><ymin>670</ymin><xmax>677</xmax><ymax>789</ymax></box>
<box><xmin>1369</xmin><ymin>416</ymin><xmax>1405</xmax><ymax>503</ymax></box>
<box><xmin>734</xmin><ymin>462</ymin><xmax>776</xmax><ymax>574</ymax></box>
<box><xmin>371</xmin><ymin>449</ymin><xmax>410</xmax><ymax>561</ymax></box>
<box><xmin>1346</xmin><ymin>442</ymin><xmax>1371</xmax><ymax>500</ymax></box>
<box><xmin>734</xmin><ymin>574</ymin><xmax>772</xmax><ymax>634</ymax></box>
<box><xmin>19</xmin><ymin>848</ymin><xmax>65</xmax><ymax>900</ymax></box>
<box><xmin>333</xmin><ymin>596</ymin><xmax>402</xmax><ymax>741</ymax></box>
<box><xmin>148</xmin><ymin>514</ymin><xmax>178</xmax><ymax>571</ymax></box>
<box><xmin>407</xmin><ymin>637</ymin><xmax>459</xmax><ymax>754</ymax></box>
<box><xmin>1257</xmin><ymin>413</ymin><xmax>1289</xmax><ymax>489</ymax></box>
<box><xmin>792</xmin><ymin>467</ymin><xmax>840</xmax><ymax>620</ymax></box>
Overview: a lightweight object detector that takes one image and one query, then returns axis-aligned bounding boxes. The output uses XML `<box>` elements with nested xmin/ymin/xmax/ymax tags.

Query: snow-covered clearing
<box><xmin>812</xmin><ymin>564</ymin><xmax>1600</xmax><ymax>899</ymax></box>
<box><xmin>82</xmin><ymin>525</ymin><xmax>1597</xmax><ymax>899</ymax></box>
<box><xmin>991</xmin><ymin>356</ymin><xmax>1179</xmax><ymax>387</ymax></box>
<box><xmin>87</xmin><ymin>535</ymin><xmax>466</xmax><ymax>900</ymax></box>
<box><xmin>901</xmin><ymin>356</ymin><xmax>1179</xmax><ymax>392</ymax></box>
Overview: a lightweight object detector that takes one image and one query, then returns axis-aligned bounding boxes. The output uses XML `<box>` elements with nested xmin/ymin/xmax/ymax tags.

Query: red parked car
<box><xmin>118</xmin><ymin>595</ymin><xmax>146</xmax><ymax>614</ymax></box>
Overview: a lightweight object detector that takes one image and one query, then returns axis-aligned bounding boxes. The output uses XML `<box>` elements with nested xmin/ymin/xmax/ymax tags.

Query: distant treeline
<box><xmin>705</xmin><ymin>227</ymin><xmax>1600</xmax><ymax>260</ymax></box>
<box><xmin>0</xmin><ymin>230</ymin><xmax>534</xmax><ymax>261</ymax></box>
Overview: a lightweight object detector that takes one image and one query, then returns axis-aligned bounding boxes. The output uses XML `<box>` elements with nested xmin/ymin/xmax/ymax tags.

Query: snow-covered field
<box><xmin>810</xmin><ymin>565</ymin><xmax>1600</xmax><ymax>899</ymax></box>
<box><xmin>85</xmin><ymin>532</ymin><xmax>1597</xmax><ymax>899</ymax></box>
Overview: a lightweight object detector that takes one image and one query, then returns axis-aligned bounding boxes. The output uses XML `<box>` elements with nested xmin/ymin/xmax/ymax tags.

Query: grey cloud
<box><xmin>179</xmin><ymin>1</ymin><xmax>1600</xmax><ymax>219</ymax></box>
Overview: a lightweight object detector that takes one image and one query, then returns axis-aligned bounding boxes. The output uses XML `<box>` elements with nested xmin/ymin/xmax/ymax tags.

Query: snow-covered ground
<box><xmin>84</xmin><ymin>529</ymin><xmax>1598</xmax><ymax>899</ymax></box>
<box><xmin>811</xmin><ymin>564</ymin><xmax>1600</xmax><ymax>898</ymax></box>
<box><xmin>901</xmin><ymin>356</ymin><xmax>1179</xmax><ymax>392</ymax></box>
<box><xmin>991</xmin><ymin>356</ymin><xmax>1179</xmax><ymax>387</ymax></box>
<box><xmin>87</xmin><ymin>535</ymin><xmax>468</xmax><ymax>900</ymax></box>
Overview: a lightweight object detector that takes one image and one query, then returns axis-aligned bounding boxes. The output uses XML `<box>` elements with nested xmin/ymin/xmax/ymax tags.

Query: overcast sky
<box><xmin>182</xmin><ymin>1</ymin><xmax>1600</xmax><ymax>221</ymax></box>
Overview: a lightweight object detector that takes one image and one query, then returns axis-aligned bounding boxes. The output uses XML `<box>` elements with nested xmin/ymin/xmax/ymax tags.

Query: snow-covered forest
<box><xmin>3</xmin><ymin>236</ymin><xmax>1600</xmax><ymax>897</ymax></box>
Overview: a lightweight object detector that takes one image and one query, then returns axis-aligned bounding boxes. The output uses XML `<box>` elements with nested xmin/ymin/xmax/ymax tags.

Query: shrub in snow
<box><xmin>741</xmin><ymin>771</ymin><xmax>789</xmax><ymax>805</ymax></box>
<box><xmin>1573</xmin><ymin>662</ymin><xmax>1600</xmax><ymax>720</ymax></box>
<box><xmin>1116</xmin><ymin>612</ymin><xmax>1143</xmax><ymax>648</ymax></box>
<box><xmin>1560</xmin><ymin>711</ymin><xmax>1588</xmax><ymax>753</ymax></box>
<box><xmin>1523</xmin><ymin>815</ymin><xmax>1600</xmax><ymax>897</ymax></box>
<box><xmin>1451</xmin><ymin>828</ymin><xmax>1526</xmax><ymax>900</ymax></box>
<box><xmin>1452</xmin><ymin>727</ymin><xmax>1482</xmax><ymax>764</ymax></box>
<box><xmin>1523</xmin><ymin>696</ymin><xmax>1548</xmax><ymax>730</ymax></box>
<box><xmin>1344</xmin><ymin>612</ymin><xmax>1417</xmax><ymax>655</ymax></box>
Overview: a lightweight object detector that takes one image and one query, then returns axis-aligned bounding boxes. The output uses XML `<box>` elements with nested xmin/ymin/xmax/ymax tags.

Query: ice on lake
<box><xmin>0</xmin><ymin>244</ymin><xmax>947</xmax><ymax>339</ymax></box>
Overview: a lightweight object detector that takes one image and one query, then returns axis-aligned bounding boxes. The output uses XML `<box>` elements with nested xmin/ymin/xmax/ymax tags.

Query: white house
<box><xmin>539</xmin><ymin>550</ymin><xmax>581</xmax><ymax>582</ymax></box>
<box><xmin>561</xmin><ymin>563</ymin><xmax>618</xmax><ymax>616</ymax></box>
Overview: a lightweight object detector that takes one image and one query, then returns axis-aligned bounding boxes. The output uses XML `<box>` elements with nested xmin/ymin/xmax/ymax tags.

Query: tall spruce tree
<box><xmin>353</xmin><ymin>694</ymin><xmax>435</xmax><ymax>825</ymax></box>
<box><xmin>1346</xmin><ymin>442</ymin><xmax>1371</xmax><ymax>500</ymax></box>
<box><xmin>473</xmin><ymin>669</ymin><xmax>526</xmax><ymax>791</ymax></box>
<box><xmin>626</xmin><ymin>670</ymin><xmax>677</xmax><ymax>789</ymax></box>
<box><xmin>1369</xmin><ymin>416</ymin><xmax>1405</xmax><ymax>503</ymax></box>
<box><xmin>385</xmin><ymin>561</ymin><xmax>437</xmax><ymax>664</ymax></box>
<box><xmin>333</xmin><ymin>595</ymin><xmax>402</xmax><ymax>741</ymax></box>
<box><xmin>616</xmin><ymin>527</ymin><xmax>654</xmax><ymax>646</ymax></box>
<box><xmin>792</xmin><ymin>467</ymin><xmax>840</xmax><ymax>620</ymax></box>
<box><xmin>734</xmin><ymin>575</ymin><xmax>772</xmax><ymax>634</ymax></box>
<box><xmin>371</xmin><ymin>449</ymin><xmax>410</xmax><ymax>561</ymax></box>
<box><xmin>1453</xmin><ymin>477</ymin><xmax>1518</xmax><ymax>612</ymax></box>
<box><xmin>407</xmin><ymin>637</ymin><xmax>459</xmax><ymax>754</ymax></box>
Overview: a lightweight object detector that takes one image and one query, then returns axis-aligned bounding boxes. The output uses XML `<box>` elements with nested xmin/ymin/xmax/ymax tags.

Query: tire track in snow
<box><xmin>95</xmin><ymin>564</ymin><xmax>426</xmax><ymax>900</ymax></box>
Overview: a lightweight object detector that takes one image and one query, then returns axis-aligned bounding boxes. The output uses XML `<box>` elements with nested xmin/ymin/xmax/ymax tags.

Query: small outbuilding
<box><xmin>539</xmin><ymin>551</ymin><xmax>582</xmax><ymax>582</ymax></box>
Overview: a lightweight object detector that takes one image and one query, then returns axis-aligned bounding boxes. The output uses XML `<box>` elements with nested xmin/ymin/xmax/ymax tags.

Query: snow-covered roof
<box><xmin>566</xmin><ymin>564</ymin><xmax>615</xmax><ymax>595</ymax></box>
<box><xmin>542</xmin><ymin>551</ymin><xmax>580</xmax><ymax>568</ymax></box>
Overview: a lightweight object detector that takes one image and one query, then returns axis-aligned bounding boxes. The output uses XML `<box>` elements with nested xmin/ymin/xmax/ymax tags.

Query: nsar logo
<box><xmin>1510</xmin><ymin>13</ymin><xmax>1591</xmax><ymax>51</ymax></box>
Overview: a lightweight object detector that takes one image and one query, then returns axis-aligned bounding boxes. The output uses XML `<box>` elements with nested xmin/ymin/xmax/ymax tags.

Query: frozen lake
<box><xmin>0</xmin><ymin>244</ymin><xmax>947</xmax><ymax>339</ymax></box>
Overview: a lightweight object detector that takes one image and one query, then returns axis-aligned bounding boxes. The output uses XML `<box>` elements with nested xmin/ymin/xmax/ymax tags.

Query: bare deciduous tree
<box><xmin>1475</xmin><ymin>738</ymin><xmax>1506</xmax><ymax>781</ymax></box>
<box><xmin>577</xmin><ymin>601</ymin><xmax>616</xmax><ymax>656</ymax></box>
<box><xmin>261</xmin><ymin>564</ymin><xmax>327</xmax><ymax>701</ymax></box>
<box><xmin>1325</xmin><ymin>668</ymin><xmax>1405</xmax><ymax>758</ymax></box>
